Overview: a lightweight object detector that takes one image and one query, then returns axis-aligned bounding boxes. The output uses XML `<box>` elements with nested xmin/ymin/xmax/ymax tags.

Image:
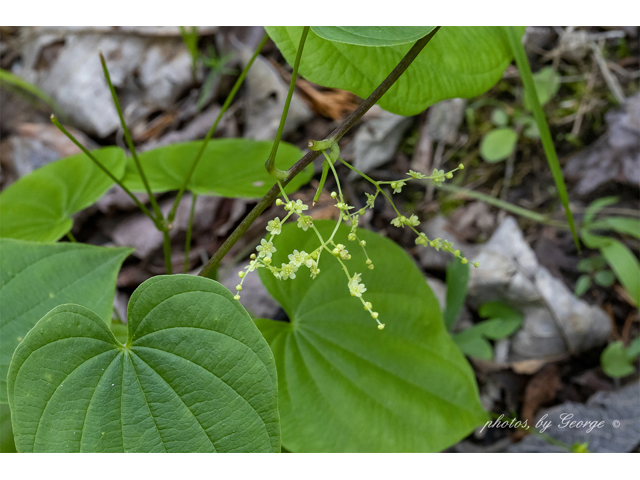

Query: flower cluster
<box><xmin>358</xmin><ymin>162</ymin><xmax>478</xmax><ymax>268</ymax></box>
<box><xmin>233</xmin><ymin>157</ymin><xmax>383</xmax><ymax>329</ymax></box>
<box><xmin>233</xmin><ymin>143</ymin><xmax>475</xmax><ymax>331</ymax></box>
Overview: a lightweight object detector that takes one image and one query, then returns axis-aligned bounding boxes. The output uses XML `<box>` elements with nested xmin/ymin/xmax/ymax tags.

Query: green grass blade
<box><xmin>0</xmin><ymin>68</ymin><xmax>58</xmax><ymax>111</ymax></box>
<box><xmin>506</xmin><ymin>27</ymin><xmax>580</xmax><ymax>251</ymax></box>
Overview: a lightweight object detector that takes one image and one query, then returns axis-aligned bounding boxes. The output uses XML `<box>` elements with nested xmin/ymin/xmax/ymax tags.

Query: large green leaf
<box><xmin>0</xmin><ymin>147</ymin><xmax>126</xmax><ymax>242</ymax></box>
<box><xmin>0</xmin><ymin>238</ymin><xmax>132</xmax><ymax>403</ymax></box>
<box><xmin>8</xmin><ymin>275</ymin><xmax>280</xmax><ymax>453</ymax></box>
<box><xmin>122</xmin><ymin>139</ymin><xmax>310</xmax><ymax>198</ymax></box>
<box><xmin>256</xmin><ymin>220</ymin><xmax>486</xmax><ymax>452</ymax></box>
<box><xmin>311</xmin><ymin>26</ymin><xmax>436</xmax><ymax>47</ymax></box>
<box><xmin>0</xmin><ymin>403</ymin><xmax>16</xmax><ymax>453</ymax></box>
<box><xmin>266</xmin><ymin>26</ymin><xmax>522</xmax><ymax>116</ymax></box>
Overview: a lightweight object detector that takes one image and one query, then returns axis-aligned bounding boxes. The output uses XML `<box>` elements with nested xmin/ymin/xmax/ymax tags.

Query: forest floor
<box><xmin>1</xmin><ymin>26</ymin><xmax>638</xmax><ymax>453</ymax></box>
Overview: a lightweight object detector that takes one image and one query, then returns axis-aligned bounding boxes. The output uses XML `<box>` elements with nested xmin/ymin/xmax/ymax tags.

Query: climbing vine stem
<box><xmin>198</xmin><ymin>27</ymin><xmax>441</xmax><ymax>279</ymax></box>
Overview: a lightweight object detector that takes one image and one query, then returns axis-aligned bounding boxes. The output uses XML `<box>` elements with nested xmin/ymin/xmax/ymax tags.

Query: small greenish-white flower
<box><xmin>390</xmin><ymin>180</ymin><xmax>406</xmax><ymax>194</ymax></box>
<box><xmin>288</xmin><ymin>250</ymin><xmax>306</xmax><ymax>268</ymax></box>
<box><xmin>297</xmin><ymin>215</ymin><xmax>313</xmax><ymax>232</ymax></box>
<box><xmin>430</xmin><ymin>238</ymin><xmax>443</xmax><ymax>251</ymax></box>
<box><xmin>415</xmin><ymin>233</ymin><xmax>429</xmax><ymax>246</ymax></box>
<box><xmin>407</xmin><ymin>214</ymin><xmax>420</xmax><ymax>227</ymax></box>
<box><xmin>335</xmin><ymin>202</ymin><xmax>354</xmax><ymax>212</ymax></box>
<box><xmin>266</xmin><ymin>217</ymin><xmax>282</xmax><ymax>235</ymax></box>
<box><xmin>431</xmin><ymin>169</ymin><xmax>446</xmax><ymax>186</ymax></box>
<box><xmin>365</xmin><ymin>192</ymin><xmax>376</xmax><ymax>209</ymax></box>
<box><xmin>246</xmin><ymin>259</ymin><xmax>259</xmax><ymax>272</ymax></box>
<box><xmin>332</xmin><ymin>244</ymin><xmax>351</xmax><ymax>260</ymax></box>
<box><xmin>256</xmin><ymin>239</ymin><xmax>276</xmax><ymax>258</ymax></box>
<box><xmin>304</xmin><ymin>256</ymin><xmax>317</xmax><ymax>269</ymax></box>
<box><xmin>279</xmin><ymin>262</ymin><xmax>298</xmax><ymax>280</ymax></box>
<box><xmin>286</xmin><ymin>199</ymin><xmax>309</xmax><ymax>215</ymax></box>
<box><xmin>348</xmin><ymin>233</ymin><xmax>356</xmax><ymax>241</ymax></box>
<box><xmin>348</xmin><ymin>273</ymin><xmax>367</xmax><ymax>297</ymax></box>
<box><xmin>391</xmin><ymin>215</ymin><xmax>405</xmax><ymax>227</ymax></box>
<box><xmin>408</xmin><ymin>170</ymin><xmax>427</xmax><ymax>180</ymax></box>
<box><xmin>309</xmin><ymin>264</ymin><xmax>320</xmax><ymax>278</ymax></box>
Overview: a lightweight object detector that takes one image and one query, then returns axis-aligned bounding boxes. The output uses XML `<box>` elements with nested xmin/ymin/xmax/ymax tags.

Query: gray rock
<box><xmin>467</xmin><ymin>217</ymin><xmax>611</xmax><ymax>360</ymax></box>
<box><xmin>509</xmin><ymin>382</ymin><xmax>640</xmax><ymax>453</ymax></box>
<box><xmin>351</xmin><ymin>108</ymin><xmax>413</xmax><ymax>175</ymax></box>
<box><xmin>241</xmin><ymin>52</ymin><xmax>312</xmax><ymax>140</ymax></box>
<box><xmin>15</xmin><ymin>28</ymin><xmax>193</xmax><ymax>137</ymax></box>
<box><xmin>564</xmin><ymin>93</ymin><xmax>640</xmax><ymax>195</ymax></box>
<box><xmin>423</xmin><ymin>98</ymin><xmax>466</xmax><ymax>145</ymax></box>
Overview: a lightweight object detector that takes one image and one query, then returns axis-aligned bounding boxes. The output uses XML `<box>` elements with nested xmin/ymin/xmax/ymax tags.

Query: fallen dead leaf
<box><xmin>513</xmin><ymin>364</ymin><xmax>561</xmax><ymax>440</ymax></box>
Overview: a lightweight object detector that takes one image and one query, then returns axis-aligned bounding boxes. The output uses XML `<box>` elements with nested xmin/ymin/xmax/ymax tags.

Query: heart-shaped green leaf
<box><xmin>0</xmin><ymin>147</ymin><xmax>126</xmax><ymax>242</ymax></box>
<box><xmin>266</xmin><ymin>27</ymin><xmax>523</xmax><ymax>116</ymax></box>
<box><xmin>0</xmin><ymin>403</ymin><xmax>16</xmax><ymax>453</ymax></box>
<box><xmin>311</xmin><ymin>26</ymin><xmax>436</xmax><ymax>47</ymax></box>
<box><xmin>8</xmin><ymin>275</ymin><xmax>280</xmax><ymax>452</ymax></box>
<box><xmin>256</xmin><ymin>220</ymin><xmax>486</xmax><ymax>452</ymax></box>
<box><xmin>0</xmin><ymin>238</ymin><xmax>132</xmax><ymax>403</ymax></box>
<box><xmin>122</xmin><ymin>139</ymin><xmax>310</xmax><ymax>198</ymax></box>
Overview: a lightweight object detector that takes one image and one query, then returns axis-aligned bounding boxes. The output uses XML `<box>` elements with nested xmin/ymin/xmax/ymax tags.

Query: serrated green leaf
<box><xmin>267</xmin><ymin>26</ymin><xmax>522</xmax><ymax>116</ymax></box>
<box><xmin>256</xmin><ymin>220</ymin><xmax>486</xmax><ymax>452</ymax></box>
<box><xmin>601</xmin><ymin>341</ymin><xmax>636</xmax><ymax>378</ymax></box>
<box><xmin>122</xmin><ymin>139</ymin><xmax>310</xmax><ymax>198</ymax></box>
<box><xmin>480</xmin><ymin>127</ymin><xmax>518</xmax><ymax>162</ymax></box>
<box><xmin>444</xmin><ymin>258</ymin><xmax>470</xmax><ymax>330</ymax></box>
<box><xmin>311</xmin><ymin>26</ymin><xmax>436</xmax><ymax>47</ymax></box>
<box><xmin>8</xmin><ymin>275</ymin><xmax>280</xmax><ymax>452</ymax></box>
<box><xmin>0</xmin><ymin>147</ymin><xmax>126</xmax><ymax>242</ymax></box>
<box><xmin>0</xmin><ymin>238</ymin><xmax>132</xmax><ymax>403</ymax></box>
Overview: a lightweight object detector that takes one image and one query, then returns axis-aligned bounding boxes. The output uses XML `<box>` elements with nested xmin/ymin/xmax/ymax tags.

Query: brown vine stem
<box><xmin>198</xmin><ymin>27</ymin><xmax>441</xmax><ymax>279</ymax></box>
